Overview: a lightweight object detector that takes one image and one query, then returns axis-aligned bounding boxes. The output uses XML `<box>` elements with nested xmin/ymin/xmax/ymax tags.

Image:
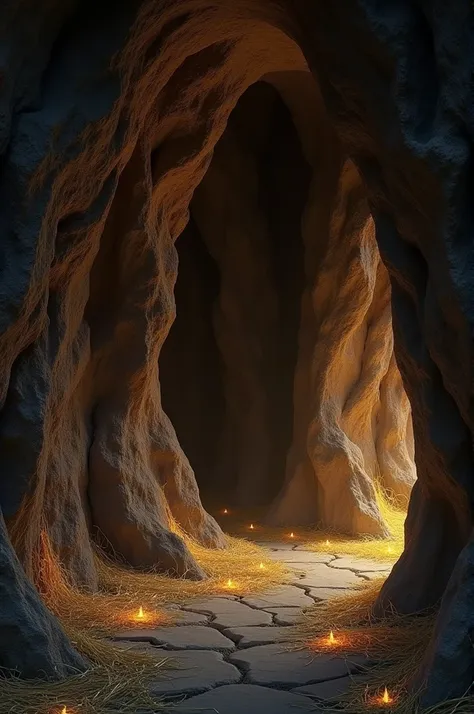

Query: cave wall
<box><xmin>0</xmin><ymin>0</ymin><xmax>472</xmax><ymax>701</ymax></box>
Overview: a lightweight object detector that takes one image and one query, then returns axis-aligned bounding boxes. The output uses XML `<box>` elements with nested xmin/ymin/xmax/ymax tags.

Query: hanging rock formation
<box><xmin>0</xmin><ymin>0</ymin><xmax>472</xmax><ymax>705</ymax></box>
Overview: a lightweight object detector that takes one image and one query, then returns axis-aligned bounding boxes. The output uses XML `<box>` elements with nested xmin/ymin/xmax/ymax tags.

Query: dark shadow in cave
<box><xmin>159</xmin><ymin>80</ymin><xmax>311</xmax><ymax>510</ymax></box>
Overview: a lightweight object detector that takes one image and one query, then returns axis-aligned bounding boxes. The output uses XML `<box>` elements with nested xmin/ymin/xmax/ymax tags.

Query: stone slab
<box><xmin>293</xmin><ymin>675</ymin><xmax>353</xmax><ymax>700</ymax></box>
<box><xmin>149</xmin><ymin>649</ymin><xmax>241</xmax><ymax>697</ymax></box>
<box><xmin>293</xmin><ymin>562</ymin><xmax>363</xmax><ymax>588</ymax></box>
<box><xmin>330</xmin><ymin>557</ymin><xmax>393</xmax><ymax>572</ymax></box>
<box><xmin>308</xmin><ymin>587</ymin><xmax>352</xmax><ymax>601</ymax></box>
<box><xmin>114</xmin><ymin>625</ymin><xmax>235</xmax><ymax>651</ymax></box>
<box><xmin>228</xmin><ymin>643</ymin><xmax>360</xmax><ymax>687</ymax></box>
<box><xmin>183</xmin><ymin>598</ymin><xmax>272</xmax><ymax>628</ymax></box>
<box><xmin>223</xmin><ymin>626</ymin><xmax>291</xmax><ymax>647</ymax></box>
<box><xmin>166</xmin><ymin>683</ymin><xmax>320</xmax><ymax>713</ymax></box>
<box><xmin>268</xmin><ymin>607</ymin><xmax>305</xmax><ymax>625</ymax></box>
<box><xmin>242</xmin><ymin>585</ymin><xmax>314</xmax><ymax>609</ymax></box>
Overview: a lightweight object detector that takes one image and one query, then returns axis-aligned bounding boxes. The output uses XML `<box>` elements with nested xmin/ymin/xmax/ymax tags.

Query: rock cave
<box><xmin>0</xmin><ymin>0</ymin><xmax>473</xmax><ymax>712</ymax></box>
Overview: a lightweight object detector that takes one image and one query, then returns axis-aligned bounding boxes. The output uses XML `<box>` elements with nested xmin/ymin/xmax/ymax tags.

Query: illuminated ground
<box><xmin>114</xmin><ymin>538</ymin><xmax>391</xmax><ymax>713</ymax></box>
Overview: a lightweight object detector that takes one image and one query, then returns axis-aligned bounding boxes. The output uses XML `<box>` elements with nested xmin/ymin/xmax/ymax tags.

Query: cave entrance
<box><xmin>160</xmin><ymin>81</ymin><xmax>311</xmax><ymax>511</ymax></box>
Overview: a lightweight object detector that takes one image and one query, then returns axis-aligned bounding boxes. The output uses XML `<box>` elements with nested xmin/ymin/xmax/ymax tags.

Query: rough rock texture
<box><xmin>269</xmin><ymin>161</ymin><xmax>415</xmax><ymax>534</ymax></box>
<box><xmin>0</xmin><ymin>0</ymin><xmax>472</xmax><ymax>702</ymax></box>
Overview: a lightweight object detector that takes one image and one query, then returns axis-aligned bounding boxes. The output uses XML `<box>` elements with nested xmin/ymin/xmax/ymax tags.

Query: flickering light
<box><xmin>225</xmin><ymin>578</ymin><xmax>237</xmax><ymax>589</ymax></box>
<box><xmin>250</xmin><ymin>523</ymin><xmax>254</xmax><ymax>530</ymax></box>
<box><xmin>328</xmin><ymin>630</ymin><xmax>336</xmax><ymax>644</ymax></box>
<box><xmin>382</xmin><ymin>687</ymin><xmax>392</xmax><ymax>705</ymax></box>
<box><xmin>61</xmin><ymin>708</ymin><xmax>67</xmax><ymax>714</ymax></box>
<box><xmin>290</xmin><ymin>532</ymin><xmax>295</xmax><ymax>538</ymax></box>
<box><xmin>224</xmin><ymin>508</ymin><xmax>228</xmax><ymax>514</ymax></box>
<box><xmin>137</xmin><ymin>606</ymin><xmax>144</xmax><ymax>620</ymax></box>
<box><xmin>325</xmin><ymin>539</ymin><xmax>330</xmax><ymax>546</ymax></box>
<box><xmin>259</xmin><ymin>562</ymin><xmax>265</xmax><ymax>570</ymax></box>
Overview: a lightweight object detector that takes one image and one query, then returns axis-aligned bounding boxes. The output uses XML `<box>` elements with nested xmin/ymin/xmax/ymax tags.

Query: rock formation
<box><xmin>0</xmin><ymin>0</ymin><xmax>472</xmax><ymax>705</ymax></box>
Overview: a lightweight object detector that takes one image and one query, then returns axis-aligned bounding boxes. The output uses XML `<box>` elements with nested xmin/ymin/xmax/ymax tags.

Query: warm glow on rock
<box><xmin>382</xmin><ymin>687</ymin><xmax>391</xmax><ymax>704</ymax></box>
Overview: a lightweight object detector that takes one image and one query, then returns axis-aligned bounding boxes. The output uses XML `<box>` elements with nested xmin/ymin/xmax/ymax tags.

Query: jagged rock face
<box><xmin>0</xmin><ymin>0</ymin><xmax>472</xmax><ymax>701</ymax></box>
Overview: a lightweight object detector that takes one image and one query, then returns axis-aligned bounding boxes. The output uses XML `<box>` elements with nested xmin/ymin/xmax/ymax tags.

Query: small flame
<box><xmin>328</xmin><ymin>630</ymin><xmax>335</xmax><ymax>644</ymax></box>
<box><xmin>290</xmin><ymin>532</ymin><xmax>294</xmax><ymax>538</ymax></box>
<box><xmin>387</xmin><ymin>546</ymin><xmax>393</xmax><ymax>554</ymax></box>
<box><xmin>259</xmin><ymin>562</ymin><xmax>265</xmax><ymax>569</ymax></box>
<box><xmin>224</xmin><ymin>508</ymin><xmax>228</xmax><ymax>514</ymax></box>
<box><xmin>382</xmin><ymin>687</ymin><xmax>391</xmax><ymax>704</ymax></box>
<box><xmin>325</xmin><ymin>539</ymin><xmax>330</xmax><ymax>546</ymax></box>
<box><xmin>137</xmin><ymin>606</ymin><xmax>144</xmax><ymax>620</ymax></box>
<box><xmin>250</xmin><ymin>523</ymin><xmax>254</xmax><ymax>529</ymax></box>
<box><xmin>61</xmin><ymin>708</ymin><xmax>67</xmax><ymax>714</ymax></box>
<box><xmin>226</xmin><ymin>579</ymin><xmax>234</xmax><ymax>588</ymax></box>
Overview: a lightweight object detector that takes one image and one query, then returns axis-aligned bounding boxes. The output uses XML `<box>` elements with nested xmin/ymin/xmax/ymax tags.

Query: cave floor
<box><xmin>114</xmin><ymin>540</ymin><xmax>392</xmax><ymax>713</ymax></box>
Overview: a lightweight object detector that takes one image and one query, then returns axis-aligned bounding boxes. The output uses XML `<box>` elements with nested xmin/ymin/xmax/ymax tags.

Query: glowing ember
<box><xmin>382</xmin><ymin>687</ymin><xmax>392</xmax><ymax>704</ymax></box>
<box><xmin>328</xmin><ymin>630</ymin><xmax>336</xmax><ymax>644</ymax></box>
<box><xmin>250</xmin><ymin>523</ymin><xmax>254</xmax><ymax>530</ymax></box>
<box><xmin>290</xmin><ymin>532</ymin><xmax>295</xmax><ymax>538</ymax></box>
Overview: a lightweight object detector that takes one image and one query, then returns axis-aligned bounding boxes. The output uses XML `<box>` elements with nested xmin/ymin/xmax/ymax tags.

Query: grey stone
<box><xmin>242</xmin><ymin>585</ymin><xmax>315</xmax><ymax>609</ymax></box>
<box><xmin>228</xmin><ymin>643</ymin><xmax>361</xmax><ymax>687</ymax></box>
<box><xmin>183</xmin><ymin>598</ymin><xmax>272</xmax><ymax>627</ymax></box>
<box><xmin>115</xmin><ymin>625</ymin><xmax>235</xmax><ymax>651</ymax></box>
<box><xmin>330</xmin><ymin>557</ymin><xmax>392</xmax><ymax>572</ymax></box>
<box><xmin>149</xmin><ymin>649</ymin><xmax>241</xmax><ymax>697</ymax></box>
<box><xmin>293</xmin><ymin>676</ymin><xmax>353</xmax><ymax>700</ymax></box>
<box><xmin>223</xmin><ymin>625</ymin><xmax>292</xmax><ymax>647</ymax></box>
<box><xmin>166</xmin><ymin>683</ymin><xmax>319</xmax><ymax>713</ymax></box>
<box><xmin>294</xmin><ymin>562</ymin><xmax>363</xmax><ymax>588</ymax></box>
<box><xmin>269</xmin><ymin>607</ymin><xmax>305</xmax><ymax>625</ymax></box>
<box><xmin>308</xmin><ymin>587</ymin><xmax>351</xmax><ymax>601</ymax></box>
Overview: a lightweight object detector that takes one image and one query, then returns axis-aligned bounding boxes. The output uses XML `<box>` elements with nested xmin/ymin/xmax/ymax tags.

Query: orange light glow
<box><xmin>382</xmin><ymin>687</ymin><xmax>392</xmax><ymax>704</ymax></box>
<box><xmin>325</xmin><ymin>539</ymin><xmax>330</xmax><ymax>546</ymax></box>
<box><xmin>328</xmin><ymin>630</ymin><xmax>336</xmax><ymax>644</ymax></box>
<box><xmin>226</xmin><ymin>579</ymin><xmax>235</xmax><ymax>589</ymax></box>
<box><xmin>290</xmin><ymin>532</ymin><xmax>295</xmax><ymax>538</ymax></box>
<box><xmin>137</xmin><ymin>606</ymin><xmax>144</xmax><ymax>620</ymax></box>
<box><xmin>223</xmin><ymin>508</ymin><xmax>228</xmax><ymax>514</ymax></box>
<box><xmin>61</xmin><ymin>708</ymin><xmax>67</xmax><ymax>714</ymax></box>
<box><xmin>250</xmin><ymin>523</ymin><xmax>254</xmax><ymax>530</ymax></box>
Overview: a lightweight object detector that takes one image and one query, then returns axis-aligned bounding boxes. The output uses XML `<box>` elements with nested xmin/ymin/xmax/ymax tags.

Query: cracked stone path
<box><xmin>114</xmin><ymin>541</ymin><xmax>392</xmax><ymax>713</ymax></box>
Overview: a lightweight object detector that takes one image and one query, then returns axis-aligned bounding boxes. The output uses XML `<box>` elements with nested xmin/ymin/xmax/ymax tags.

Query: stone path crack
<box><xmin>113</xmin><ymin>540</ymin><xmax>391</xmax><ymax>713</ymax></box>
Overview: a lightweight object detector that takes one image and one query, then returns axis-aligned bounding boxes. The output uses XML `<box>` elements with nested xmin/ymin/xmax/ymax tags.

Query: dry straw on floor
<box><xmin>0</xmin><ymin>525</ymin><xmax>289</xmax><ymax>714</ymax></box>
<box><xmin>290</xmin><ymin>578</ymin><xmax>473</xmax><ymax>714</ymax></box>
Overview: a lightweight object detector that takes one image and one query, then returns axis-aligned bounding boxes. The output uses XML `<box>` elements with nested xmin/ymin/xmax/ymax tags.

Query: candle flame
<box><xmin>329</xmin><ymin>630</ymin><xmax>335</xmax><ymax>644</ymax></box>
<box><xmin>137</xmin><ymin>606</ymin><xmax>144</xmax><ymax>620</ymax></box>
<box><xmin>250</xmin><ymin>523</ymin><xmax>254</xmax><ymax>529</ymax></box>
<box><xmin>259</xmin><ymin>562</ymin><xmax>264</xmax><ymax>569</ymax></box>
<box><xmin>61</xmin><ymin>708</ymin><xmax>67</xmax><ymax>714</ymax></box>
<box><xmin>325</xmin><ymin>539</ymin><xmax>330</xmax><ymax>546</ymax></box>
<box><xmin>290</xmin><ymin>532</ymin><xmax>294</xmax><ymax>538</ymax></box>
<box><xmin>382</xmin><ymin>687</ymin><xmax>391</xmax><ymax>704</ymax></box>
<box><xmin>224</xmin><ymin>508</ymin><xmax>228</xmax><ymax>514</ymax></box>
<box><xmin>227</xmin><ymin>579</ymin><xmax>233</xmax><ymax>588</ymax></box>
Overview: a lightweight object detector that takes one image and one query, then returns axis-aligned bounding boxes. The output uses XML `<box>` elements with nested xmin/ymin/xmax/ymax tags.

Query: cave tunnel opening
<box><xmin>160</xmin><ymin>81</ymin><xmax>310</xmax><ymax>511</ymax></box>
